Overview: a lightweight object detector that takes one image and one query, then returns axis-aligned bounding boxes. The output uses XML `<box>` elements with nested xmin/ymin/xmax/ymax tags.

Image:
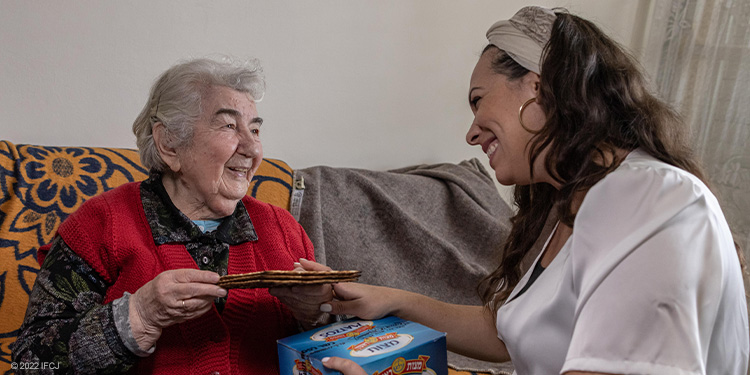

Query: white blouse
<box><xmin>496</xmin><ymin>149</ymin><xmax>749</xmax><ymax>374</ymax></box>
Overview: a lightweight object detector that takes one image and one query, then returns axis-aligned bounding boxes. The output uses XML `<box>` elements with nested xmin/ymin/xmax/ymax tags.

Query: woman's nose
<box><xmin>238</xmin><ymin>129</ymin><xmax>261</xmax><ymax>158</ymax></box>
<box><xmin>466</xmin><ymin>121</ymin><xmax>481</xmax><ymax>145</ymax></box>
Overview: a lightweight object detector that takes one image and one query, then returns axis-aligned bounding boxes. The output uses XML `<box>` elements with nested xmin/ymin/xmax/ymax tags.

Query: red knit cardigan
<box><xmin>39</xmin><ymin>182</ymin><xmax>315</xmax><ymax>375</ymax></box>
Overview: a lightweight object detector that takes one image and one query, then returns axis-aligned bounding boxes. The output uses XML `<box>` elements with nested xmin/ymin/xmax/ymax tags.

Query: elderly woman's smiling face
<box><xmin>159</xmin><ymin>85</ymin><xmax>263</xmax><ymax>220</ymax></box>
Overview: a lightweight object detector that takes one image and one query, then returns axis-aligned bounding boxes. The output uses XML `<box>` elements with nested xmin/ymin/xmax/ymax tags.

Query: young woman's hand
<box><xmin>319</xmin><ymin>282</ymin><xmax>403</xmax><ymax>320</ymax></box>
<box><xmin>322</xmin><ymin>356</ymin><xmax>367</xmax><ymax>375</ymax></box>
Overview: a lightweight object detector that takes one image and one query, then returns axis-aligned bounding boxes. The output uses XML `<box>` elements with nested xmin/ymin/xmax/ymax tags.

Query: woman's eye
<box><xmin>470</xmin><ymin>97</ymin><xmax>481</xmax><ymax>108</ymax></box>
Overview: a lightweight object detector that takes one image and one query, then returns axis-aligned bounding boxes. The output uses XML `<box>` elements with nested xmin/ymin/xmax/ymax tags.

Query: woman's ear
<box><xmin>152</xmin><ymin>123</ymin><xmax>181</xmax><ymax>173</ymax></box>
<box><xmin>525</xmin><ymin>71</ymin><xmax>541</xmax><ymax>95</ymax></box>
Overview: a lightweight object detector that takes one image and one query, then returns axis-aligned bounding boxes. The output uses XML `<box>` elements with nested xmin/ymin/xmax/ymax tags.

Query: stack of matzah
<box><xmin>217</xmin><ymin>270</ymin><xmax>361</xmax><ymax>289</ymax></box>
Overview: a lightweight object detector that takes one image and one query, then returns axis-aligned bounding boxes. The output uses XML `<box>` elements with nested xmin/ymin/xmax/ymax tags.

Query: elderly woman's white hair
<box><xmin>132</xmin><ymin>57</ymin><xmax>265</xmax><ymax>172</ymax></box>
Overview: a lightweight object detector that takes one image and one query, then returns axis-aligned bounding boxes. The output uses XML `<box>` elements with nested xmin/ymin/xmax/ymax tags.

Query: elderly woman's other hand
<box><xmin>269</xmin><ymin>258</ymin><xmax>334</xmax><ymax>330</ymax></box>
<box><xmin>129</xmin><ymin>269</ymin><xmax>227</xmax><ymax>351</ymax></box>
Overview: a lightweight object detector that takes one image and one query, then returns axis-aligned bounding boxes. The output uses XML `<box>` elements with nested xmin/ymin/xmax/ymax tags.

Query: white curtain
<box><xmin>642</xmin><ymin>0</ymin><xmax>750</xmax><ymax>262</ymax></box>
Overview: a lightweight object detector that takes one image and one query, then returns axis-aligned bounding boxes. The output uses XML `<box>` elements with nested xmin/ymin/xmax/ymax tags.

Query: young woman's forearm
<box><xmin>390</xmin><ymin>289</ymin><xmax>509</xmax><ymax>363</ymax></box>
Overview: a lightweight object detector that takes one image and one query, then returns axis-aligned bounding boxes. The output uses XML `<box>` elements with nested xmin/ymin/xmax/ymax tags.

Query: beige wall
<box><xmin>0</xmin><ymin>0</ymin><xmax>647</xmax><ymax>202</ymax></box>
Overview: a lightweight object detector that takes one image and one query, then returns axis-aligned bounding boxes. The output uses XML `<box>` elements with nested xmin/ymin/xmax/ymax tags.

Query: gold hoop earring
<box><xmin>518</xmin><ymin>97</ymin><xmax>540</xmax><ymax>134</ymax></box>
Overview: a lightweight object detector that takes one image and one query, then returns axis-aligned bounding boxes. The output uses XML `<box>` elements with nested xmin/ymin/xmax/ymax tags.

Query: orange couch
<box><xmin>0</xmin><ymin>140</ymin><xmax>294</xmax><ymax>373</ymax></box>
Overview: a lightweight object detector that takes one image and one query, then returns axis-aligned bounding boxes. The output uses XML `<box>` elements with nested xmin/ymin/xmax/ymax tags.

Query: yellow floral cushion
<box><xmin>0</xmin><ymin>140</ymin><xmax>293</xmax><ymax>371</ymax></box>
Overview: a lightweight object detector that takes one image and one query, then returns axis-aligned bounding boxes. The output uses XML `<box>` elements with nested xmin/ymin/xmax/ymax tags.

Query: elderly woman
<box><xmin>317</xmin><ymin>6</ymin><xmax>749</xmax><ymax>375</ymax></box>
<box><xmin>12</xmin><ymin>58</ymin><xmax>332</xmax><ymax>374</ymax></box>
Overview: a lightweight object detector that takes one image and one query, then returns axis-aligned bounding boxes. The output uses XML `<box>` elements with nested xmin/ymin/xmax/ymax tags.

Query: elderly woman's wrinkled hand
<box><xmin>269</xmin><ymin>258</ymin><xmax>334</xmax><ymax>330</ymax></box>
<box><xmin>129</xmin><ymin>269</ymin><xmax>227</xmax><ymax>351</ymax></box>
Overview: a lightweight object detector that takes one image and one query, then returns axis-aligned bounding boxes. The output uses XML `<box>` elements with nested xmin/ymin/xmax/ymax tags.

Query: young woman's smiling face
<box><xmin>465</xmin><ymin>49</ymin><xmax>549</xmax><ymax>187</ymax></box>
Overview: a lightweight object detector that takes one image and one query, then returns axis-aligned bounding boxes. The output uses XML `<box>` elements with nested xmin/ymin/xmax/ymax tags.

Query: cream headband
<box><xmin>486</xmin><ymin>6</ymin><xmax>557</xmax><ymax>74</ymax></box>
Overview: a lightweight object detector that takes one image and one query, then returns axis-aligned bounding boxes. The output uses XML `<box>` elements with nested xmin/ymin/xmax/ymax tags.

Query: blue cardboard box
<box><xmin>278</xmin><ymin>316</ymin><xmax>447</xmax><ymax>375</ymax></box>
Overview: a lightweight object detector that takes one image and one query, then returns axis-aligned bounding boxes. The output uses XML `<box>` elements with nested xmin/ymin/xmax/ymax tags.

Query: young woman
<box><xmin>316</xmin><ymin>6</ymin><xmax>749</xmax><ymax>374</ymax></box>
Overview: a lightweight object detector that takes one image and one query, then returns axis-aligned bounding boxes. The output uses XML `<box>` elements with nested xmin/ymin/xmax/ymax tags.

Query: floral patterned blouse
<box><xmin>11</xmin><ymin>173</ymin><xmax>257</xmax><ymax>374</ymax></box>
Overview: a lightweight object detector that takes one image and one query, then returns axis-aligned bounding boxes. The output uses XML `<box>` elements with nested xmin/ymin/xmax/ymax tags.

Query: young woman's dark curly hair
<box><xmin>478</xmin><ymin>11</ymin><xmax>745</xmax><ymax>312</ymax></box>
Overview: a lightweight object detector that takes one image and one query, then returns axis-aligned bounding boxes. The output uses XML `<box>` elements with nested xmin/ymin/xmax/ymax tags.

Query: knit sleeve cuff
<box><xmin>113</xmin><ymin>292</ymin><xmax>156</xmax><ymax>357</ymax></box>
